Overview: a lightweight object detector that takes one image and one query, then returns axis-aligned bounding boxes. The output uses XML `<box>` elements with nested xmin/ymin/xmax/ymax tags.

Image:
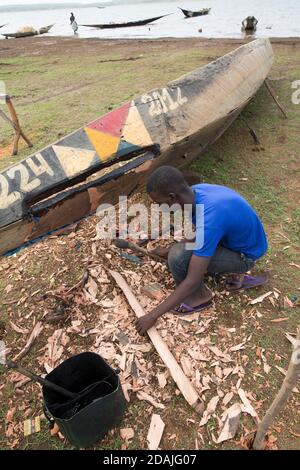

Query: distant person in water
<box><xmin>70</xmin><ymin>12</ymin><xmax>78</xmax><ymax>34</ymax></box>
<box><xmin>242</xmin><ymin>16</ymin><xmax>258</xmax><ymax>31</ymax></box>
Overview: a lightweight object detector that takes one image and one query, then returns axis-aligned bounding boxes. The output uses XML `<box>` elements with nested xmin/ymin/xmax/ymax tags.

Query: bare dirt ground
<box><xmin>1</xmin><ymin>35</ymin><xmax>300</xmax><ymax>59</ymax></box>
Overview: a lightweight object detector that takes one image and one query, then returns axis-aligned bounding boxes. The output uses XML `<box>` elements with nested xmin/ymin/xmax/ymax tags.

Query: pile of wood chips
<box><xmin>1</xmin><ymin>198</ymin><xmax>297</xmax><ymax>450</ymax></box>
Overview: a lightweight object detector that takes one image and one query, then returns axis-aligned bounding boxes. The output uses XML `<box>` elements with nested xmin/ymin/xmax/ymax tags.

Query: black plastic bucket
<box><xmin>43</xmin><ymin>352</ymin><xmax>127</xmax><ymax>448</ymax></box>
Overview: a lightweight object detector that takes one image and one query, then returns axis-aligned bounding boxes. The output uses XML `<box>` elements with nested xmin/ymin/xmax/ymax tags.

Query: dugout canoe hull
<box><xmin>2</xmin><ymin>24</ymin><xmax>54</xmax><ymax>39</ymax></box>
<box><xmin>81</xmin><ymin>15</ymin><xmax>169</xmax><ymax>29</ymax></box>
<box><xmin>0</xmin><ymin>38</ymin><xmax>273</xmax><ymax>256</ymax></box>
<box><xmin>179</xmin><ymin>8</ymin><xmax>211</xmax><ymax>18</ymax></box>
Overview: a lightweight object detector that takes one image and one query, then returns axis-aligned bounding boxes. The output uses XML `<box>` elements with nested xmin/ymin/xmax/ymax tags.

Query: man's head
<box><xmin>146</xmin><ymin>166</ymin><xmax>194</xmax><ymax>207</ymax></box>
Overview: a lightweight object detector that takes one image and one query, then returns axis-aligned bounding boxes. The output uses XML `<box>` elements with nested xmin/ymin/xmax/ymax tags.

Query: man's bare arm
<box><xmin>136</xmin><ymin>254</ymin><xmax>210</xmax><ymax>334</ymax></box>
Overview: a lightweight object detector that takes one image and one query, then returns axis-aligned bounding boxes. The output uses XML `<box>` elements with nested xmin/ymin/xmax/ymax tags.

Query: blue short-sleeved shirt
<box><xmin>191</xmin><ymin>184</ymin><xmax>268</xmax><ymax>260</ymax></box>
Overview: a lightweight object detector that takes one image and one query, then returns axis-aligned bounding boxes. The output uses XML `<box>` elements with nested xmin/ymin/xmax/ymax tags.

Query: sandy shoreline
<box><xmin>1</xmin><ymin>35</ymin><xmax>300</xmax><ymax>59</ymax></box>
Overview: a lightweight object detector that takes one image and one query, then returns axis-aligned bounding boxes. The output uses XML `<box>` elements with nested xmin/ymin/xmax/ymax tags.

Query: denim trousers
<box><xmin>168</xmin><ymin>242</ymin><xmax>256</xmax><ymax>285</ymax></box>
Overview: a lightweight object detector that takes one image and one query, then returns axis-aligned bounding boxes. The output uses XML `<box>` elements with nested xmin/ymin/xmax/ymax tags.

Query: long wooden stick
<box><xmin>253</xmin><ymin>327</ymin><xmax>300</xmax><ymax>449</ymax></box>
<box><xmin>109</xmin><ymin>270</ymin><xmax>201</xmax><ymax>409</ymax></box>
<box><xmin>264</xmin><ymin>79</ymin><xmax>288</xmax><ymax>119</ymax></box>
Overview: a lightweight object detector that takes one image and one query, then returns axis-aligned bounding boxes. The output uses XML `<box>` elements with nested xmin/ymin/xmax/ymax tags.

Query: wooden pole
<box><xmin>253</xmin><ymin>327</ymin><xmax>300</xmax><ymax>449</ymax></box>
<box><xmin>109</xmin><ymin>270</ymin><xmax>201</xmax><ymax>410</ymax></box>
<box><xmin>264</xmin><ymin>79</ymin><xmax>288</xmax><ymax>119</ymax></box>
<box><xmin>0</xmin><ymin>95</ymin><xmax>33</xmax><ymax>156</ymax></box>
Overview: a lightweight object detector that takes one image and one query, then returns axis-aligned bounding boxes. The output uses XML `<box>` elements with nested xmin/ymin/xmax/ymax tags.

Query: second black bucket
<box><xmin>43</xmin><ymin>352</ymin><xmax>127</xmax><ymax>448</ymax></box>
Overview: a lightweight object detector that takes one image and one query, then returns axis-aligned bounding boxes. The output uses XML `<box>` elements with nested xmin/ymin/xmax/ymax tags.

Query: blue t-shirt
<box><xmin>191</xmin><ymin>184</ymin><xmax>267</xmax><ymax>260</ymax></box>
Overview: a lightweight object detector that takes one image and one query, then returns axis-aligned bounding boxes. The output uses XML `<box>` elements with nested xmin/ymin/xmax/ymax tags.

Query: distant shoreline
<box><xmin>1</xmin><ymin>35</ymin><xmax>300</xmax><ymax>54</ymax></box>
<box><xmin>0</xmin><ymin>3</ymin><xmax>111</xmax><ymax>13</ymax></box>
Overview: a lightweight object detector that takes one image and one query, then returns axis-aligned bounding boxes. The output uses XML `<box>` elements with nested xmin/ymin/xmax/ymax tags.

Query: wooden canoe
<box><xmin>179</xmin><ymin>8</ymin><xmax>211</xmax><ymax>18</ymax></box>
<box><xmin>0</xmin><ymin>39</ymin><xmax>273</xmax><ymax>257</ymax></box>
<box><xmin>2</xmin><ymin>24</ymin><xmax>54</xmax><ymax>39</ymax></box>
<box><xmin>81</xmin><ymin>15</ymin><xmax>169</xmax><ymax>29</ymax></box>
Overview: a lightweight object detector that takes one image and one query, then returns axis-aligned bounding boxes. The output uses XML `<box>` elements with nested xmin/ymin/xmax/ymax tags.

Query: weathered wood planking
<box><xmin>0</xmin><ymin>39</ymin><xmax>273</xmax><ymax>256</ymax></box>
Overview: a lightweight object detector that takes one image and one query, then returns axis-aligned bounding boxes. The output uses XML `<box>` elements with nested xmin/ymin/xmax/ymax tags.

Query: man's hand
<box><xmin>135</xmin><ymin>255</ymin><xmax>211</xmax><ymax>335</ymax></box>
<box><xmin>135</xmin><ymin>312</ymin><xmax>157</xmax><ymax>335</ymax></box>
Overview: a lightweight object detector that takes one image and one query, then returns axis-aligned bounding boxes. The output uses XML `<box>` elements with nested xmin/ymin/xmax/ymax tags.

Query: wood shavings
<box><xmin>137</xmin><ymin>391</ymin><xmax>165</xmax><ymax>409</ymax></box>
<box><xmin>250</xmin><ymin>291</ymin><xmax>273</xmax><ymax>305</ymax></box>
<box><xmin>13</xmin><ymin>321</ymin><xmax>43</xmax><ymax>361</ymax></box>
<box><xmin>120</xmin><ymin>428</ymin><xmax>134</xmax><ymax>442</ymax></box>
<box><xmin>199</xmin><ymin>396</ymin><xmax>220</xmax><ymax>426</ymax></box>
<box><xmin>216</xmin><ymin>403</ymin><xmax>242</xmax><ymax>443</ymax></box>
<box><xmin>157</xmin><ymin>373</ymin><xmax>167</xmax><ymax>388</ymax></box>
<box><xmin>237</xmin><ymin>389</ymin><xmax>259</xmax><ymax>422</ymax></box>
<box><xmin>97</xmin><ymin>342</ymin><xmax>116</xmax><ymax>361</ymax></box>
<box><xmin>208</xmin><ymin>345</ymin><xmax>232</xmax><ymax>363</ymax></box>
<box><xmin>147</xmin><ymin>414</ymin><xmax>165</xmax><ymax>450</ymax></box>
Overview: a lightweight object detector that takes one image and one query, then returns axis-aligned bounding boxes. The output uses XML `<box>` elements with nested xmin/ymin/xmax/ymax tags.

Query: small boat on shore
<box><xmin>2</xmin><ymin>24</ymin><xmax>54</xmax><ymax>39</ymax></box>
<box><xmin>0</xmin><ymin>39</ymin><xmax>273</xmax><ymax>256</ymax></box>
<box><xmin>81</xmin><ymin>14</ymin><xmax>169</xmax><ymax>29</ymax></box>
<box><xmin>179</xmin><ymin>7</ymin><xmax>211</xmax><ymax>18</ymax></box>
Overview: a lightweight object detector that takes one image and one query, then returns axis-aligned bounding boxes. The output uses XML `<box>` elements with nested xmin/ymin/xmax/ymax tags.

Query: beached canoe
<box><xmin>179</xmin><ymin>8</ymin><xmax>211</xmax><ymax>18</ymax></box>
<box><xmin>0</xmin><ymin>38</ymin><xmax>273</xmax><ymax>256</ymax></box>
<box><xmin>81</xmin><ymin>14</ymin><xmax>169</xmax><ymax>29</ymax></box>
<box><xmin>2</xmin><ymin>24</ymin><xmax>54</xmax><ymax>39</ymax></box>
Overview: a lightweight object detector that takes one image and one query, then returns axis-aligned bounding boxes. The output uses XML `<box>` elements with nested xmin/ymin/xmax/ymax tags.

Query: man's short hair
<box><xmin>146</xmin><ymin>166</ymin><xmax>189</xmax><ymax>196</ymax></box>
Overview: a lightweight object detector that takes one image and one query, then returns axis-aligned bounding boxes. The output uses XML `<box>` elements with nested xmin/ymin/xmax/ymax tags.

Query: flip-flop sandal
<box><xmin>172</xmin><ymin>299</ymin><xmax>213</xmax><ymax>316</ymax></box>
<box><xmin>226</xmin><ymin>273</ymin><xmax>269</xmax><ymax>292</ymax></box>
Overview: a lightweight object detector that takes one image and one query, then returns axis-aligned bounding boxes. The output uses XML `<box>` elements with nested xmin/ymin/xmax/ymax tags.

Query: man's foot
<box><xmin>226</xmin><ymin>273</ymin><xmax>269</xmax><ymax>291</ymax></box>
<box><xmin>171</xmin><ymin>285</ymin><xmax>213</xmax><ymax>315</ymax></box>
<box><xmin>172</xmin><ymin>298</ymin><xmax>213</xmax><ymax>316</ymax></box>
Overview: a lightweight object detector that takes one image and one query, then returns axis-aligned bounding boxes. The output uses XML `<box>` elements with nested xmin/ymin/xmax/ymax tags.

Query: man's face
<box><xmin>149</xmin><ymin>191</ymin><xmax>182</xmax><ymax>208</ymax></box>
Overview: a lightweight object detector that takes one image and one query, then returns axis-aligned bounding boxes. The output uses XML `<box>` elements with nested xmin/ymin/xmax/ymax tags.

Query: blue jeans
<box><xmin>168</xmin><ymin>242</ymin><xmax>256</xmax><ymax>285</ymax></box>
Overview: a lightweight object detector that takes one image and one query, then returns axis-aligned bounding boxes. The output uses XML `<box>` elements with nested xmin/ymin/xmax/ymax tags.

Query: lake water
<box><xmin>0</xmin><ymin>0</ymin><xmax>300</xmax><ymax>40</ymax></box>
